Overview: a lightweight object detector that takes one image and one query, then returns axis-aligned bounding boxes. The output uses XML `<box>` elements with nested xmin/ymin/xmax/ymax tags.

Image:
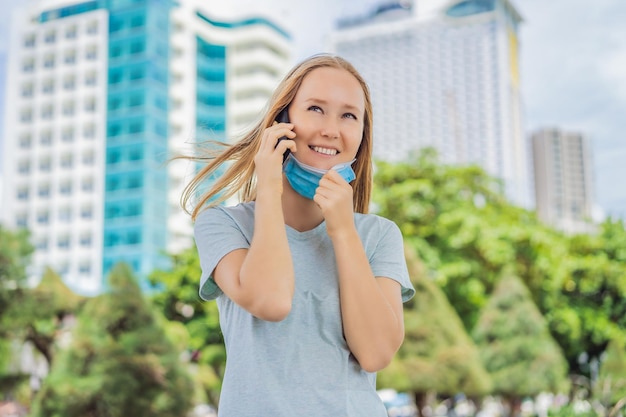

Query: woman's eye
<box><xmin>343</xmin><ymin>113</ymin><xmax>357</xmax><ymax>120</ymax></box>
<box><xmin>308</xmin><ymin>105</ymin><xmax>322</xmax><ymax>113</ymax></box>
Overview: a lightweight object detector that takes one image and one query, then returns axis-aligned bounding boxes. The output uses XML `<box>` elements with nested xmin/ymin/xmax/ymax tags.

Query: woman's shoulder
<box><xmin>195</xmin><ymin>201</ymin><xmax>256</xmax><ymax>224</ymax></box>
<box><xmin>354</xmin><ymin>212</ymin><xmax>401</xmax><ymax>234</ymax></box>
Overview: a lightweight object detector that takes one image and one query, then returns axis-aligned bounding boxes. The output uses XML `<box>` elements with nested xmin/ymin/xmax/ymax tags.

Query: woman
<box><xmin>184</xmin><ymin>54</ymin><xmax>415</xmax><ymax>416</ymax></box>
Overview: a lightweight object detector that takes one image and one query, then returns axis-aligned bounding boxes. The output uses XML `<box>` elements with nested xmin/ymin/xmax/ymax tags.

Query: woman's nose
<box><xmin>321</xmin><ymin>118</ymin><xmax>340</xmax><ymax>139</ymax></box>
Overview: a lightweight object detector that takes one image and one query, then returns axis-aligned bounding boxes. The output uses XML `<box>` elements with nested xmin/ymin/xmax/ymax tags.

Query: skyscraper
<box><xmin>531</xmin><ymin>128</ymin><xmax>596</xmax><ymax>234</ymax></box>
<box><xmin>1</xmin><ymin>0</ymin><xmax>291</xmax><ymax>295</ymax></box>
<box><xmin>328</xmin><ymin>0</ymin><xmax>530</xmax><ymax>207</ymax></box>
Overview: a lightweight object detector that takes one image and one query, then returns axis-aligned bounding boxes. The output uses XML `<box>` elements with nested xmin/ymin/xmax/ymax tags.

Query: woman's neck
<box><xmin>281</xmin><ymin>176</ymin><xmax>324</xmax><ymax>232</ymax></box>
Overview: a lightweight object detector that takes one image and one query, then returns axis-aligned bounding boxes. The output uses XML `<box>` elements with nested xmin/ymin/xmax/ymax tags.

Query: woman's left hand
<box><xmin>314</xmin><ymin>170</ymin><xmax>355</xmax><ymax>238</ymax></box>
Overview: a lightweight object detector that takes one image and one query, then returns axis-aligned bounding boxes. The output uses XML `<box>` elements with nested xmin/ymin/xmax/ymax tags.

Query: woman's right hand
<box><xmin>254</xmin><ymin>122</ymin><xmax>296</xmax><ymax>194</ymax></box>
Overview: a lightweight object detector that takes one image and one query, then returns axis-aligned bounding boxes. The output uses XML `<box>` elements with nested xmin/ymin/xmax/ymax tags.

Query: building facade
<box><xmin>531</xmin><ymin>128</ymin><xmax>596</xmax><ymax>234</ymax></box>
<box><xmin>328</xmin><ymin>0</ymin><xmax>531</xmax><ymax>207</ymax></box>
<box><xmin>1</xmin><ymin>0</ymin><xmax>290</xmax><ymax>295</ymax></box>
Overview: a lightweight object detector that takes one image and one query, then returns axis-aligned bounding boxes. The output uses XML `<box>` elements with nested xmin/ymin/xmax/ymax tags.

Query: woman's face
<box><xmin>287</xmin><ymin>67</ymin><xmax>365</xmax><ymax>170</ymax></box>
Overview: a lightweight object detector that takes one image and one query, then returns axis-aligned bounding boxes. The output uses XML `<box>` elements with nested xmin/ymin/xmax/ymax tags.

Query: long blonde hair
<box><xmin>181</xmin><ymin>54</ymin><xmax>374</xmax><ymax>221</ymax></box>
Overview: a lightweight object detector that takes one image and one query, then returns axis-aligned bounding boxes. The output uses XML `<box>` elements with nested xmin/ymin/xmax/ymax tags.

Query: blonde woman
<box><xmin>184</xmin><ymin>54</ymin><xmax>415</xmax><ymax>416</ymax></box>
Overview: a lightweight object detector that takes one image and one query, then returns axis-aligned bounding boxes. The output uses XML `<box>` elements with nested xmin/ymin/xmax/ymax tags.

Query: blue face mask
<box><xmin>283</xmin><ymin>155</ymin><xmax>356</xmax><ymax>200</ymax></box>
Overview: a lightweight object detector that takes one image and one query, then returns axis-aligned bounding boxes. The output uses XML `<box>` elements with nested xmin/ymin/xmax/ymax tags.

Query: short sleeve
<box><xmin>194</xmin><ymin>207</ymin><xmax>251</xmax><ymax>300</ymax></box>
<box><xmin>369</xmin><ymin>220</ymin><xmax>415</xmax><ymax>302</ymax></box>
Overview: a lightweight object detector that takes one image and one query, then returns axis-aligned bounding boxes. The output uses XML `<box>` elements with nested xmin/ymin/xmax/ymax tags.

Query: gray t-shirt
<box><xmin>194</xmin><ymin>201</ymin><xmax>415</xmax><ymax>417</ymax></box>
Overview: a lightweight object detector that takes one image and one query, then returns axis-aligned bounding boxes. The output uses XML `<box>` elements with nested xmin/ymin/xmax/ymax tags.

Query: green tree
<box><xmin>473</xmin><ymin>271</ymin><xmax>569</xmax><ymax>416</ymax></box>
<box><xmin>378</xmin><ymin>246</ymin><xmax>491</xmax><ymax>415</ymax></box>
<box><xmin>31</xmin><ymin>263</ymin><xmax>194</xmax><ymax>417</ymax></box>
<box><xmin>0</xmin><ymin>225</ymin><xmax>34</xmax><ymax>399</ymax></box>
<box><xmin>372</xmin><ymin>149</ymin><xmax>626</xmax><ymax>377</ymax></box>
<box><xmin>9</xmin><ymin>268</ymin><xmax>85</xmax><ymax>365</ymax></box>
<box><xmin>553</xmin><ymin>220</ymin><xmax>626</xmax><ymax>374</ymax></box>
<box><xmin>149</xmin><ymin>247</ymin><xmax>225</xmax><ymax>407</ymax></box>
<box><xmin>0</xmin><ymin>225</ymin><xmax>34</xmax><ymax>331</ymax></box>
<box><xmin>596</xmin><ymin>338</ymin><xmax>626</xmax><ymax>409</ymax></box>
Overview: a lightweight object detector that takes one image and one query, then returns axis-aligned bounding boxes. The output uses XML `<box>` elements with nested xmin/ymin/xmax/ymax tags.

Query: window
<box><xmin>37</xmin><ymin>210</ymin><xmax>50</xmax><ymax>224</ymax></box>
<box><xmin>19</xmin><ymin>133</ymin><xmax>32</xmax><ymax>149</ymax></box>
<box><xmin>41</xmin><ymin>104</ymin><xmax>54</xmax><ymax>119</ymax></box>
<box><xmin>60</xmin><ymin>153</ymin><xmax>73</xmax><ymax>168</ymax></box>
<box><xmin>81</xmin><ymin>205</ymin><xmax>93</xmax><ymax>219</ymax></box>
<box><xmin>129</xmin><ymin>94</ymin><xmax>143</xmax><ymax>108</ymax></box>
<box><xmin>130</xmin><ymin>40</ymin><xmax>144</xmax><ymax>54</ymax></box>
<box><xmin>20</xmin><ymin>108</ymin><xmax>33</xmax><ymax>122</ymax></box>
<box><xmin>129</xmin><ymin>121</ymin><xmax>143</xmax><ymax>133</ymax></box>
<box><xmin>65</xmin><ymin>26</ymin><xmax>77</xmax><ymax>39</ymax></box>
<box><xmin>83</xmin><ymin>123</ymin><xmax>95</xmax><ymax>139</ymax></box>
<box><xmin>79</xmin><ymin>233</ymin><xmax>92</xmax><ymax>247</ymax></box>
<box><xmin>38</xmin><ymin>182</ymin><xmax>51</xmax><ymax>197</ymax></box>
<box><xmin>129</xmin><ymin>67</ymin><xmax>144</xmax><ymax>80</ymax></box>
<box><xmin>22</xmin><ymin>58</ymin><xmax>35</xmax><ymax>72</ymax></box>
<box><xmin>58</xmin><ymin>235</ymin><xmax>70</xmax><ymax>249</ymax></box>
<box><xmin>62</xmin><ymin>101</ymin><xmax>75</xmax><ymax>116</ymax></box>
<box><xmin>59</xmin><ymin>207</ymin><xmax>72</xmax><ymax>222</ymax></box>
<box><xmin>36</xmin><ymin>237</ymin><xmax>48</xmax><ymax>250</ymax></box>
<box><xmin>40</xmin><ymin>130</ymin><xmax>53</xmax><ymax>145</ymax></box>
<box><xmin>43</xmin><ymin>54</ymin><xmax>55</xmax><ymax>69</ymax></box>
<box><xmin>87</xmin><ymin>21</ymin><xmax>98</xmax><ymax>34</ymax></box>
<box><xmin>21</xmin><ymin>83</ymin><xmax>34</xmax><ymax>98</ymax></box>
<box><xmin>130</xmin><ymin>15</ymin><xmax>144</xmax><ymax>28</ymax></box>
<box><xmin>61</xmin><ymin>127</ymin><xmax>74</xmax><ymax>142</ymax></box>
<box><xmin>86</xmin><ymin>46</ymin><xmax>97</xmax><ymax>60</ymax></box>
<box><xmin>24</xmin><ymin>34</ymin><xmax>36</xmax><ymax>47</ymax></box>
<box><xmin>17</xmin><ymin>187</ymin><xmax>29</xmax><ymax>201</ymax></box>
<box><xmin>15</xmin><ymin>213</ymin><xmax>28</xmax><ymax>227</ymax></box>
<box><xmin>63</xmin><ymin>75</ymin><xmax>76</xmax><ymax>90</ymax></box>
<box><xmin>17</xmin><ymin>160</ymin><xmax>30</xmax><ymax>174</ymax></box>
<box><xmin>60</xmin><ymin>180</ymin><xmax>72</xmax><ymax>195</ymax></box>
<box><xmin>39</xmin><ymin>158</ymin><xmax>52</xmax><ymax>173</ymax></box>
<box><xmin>81</xmin><ymin>177</ymin><xmax>94</xmax><ymax>192</ymax></box>
<box><xmin>110</xmin><ymin>45</ymin><xmax>123</xmax><ymax>58</ymax></box>
<box><xmin>85</xmin><ymin>98</ymin><xmax>96</xmax><ymax>112</ymax></box>
<box><xmin>42</xmin><ymin>79</ymin><xmax>54</xmax><ymax>94</ymax></box>
<box><xmin>44</xmin><ymin>30</ymin><xmax>56</xmax><ymax>44</ymax></box>
<box><xmin>64</xmin><ymin>50</ymin><xmax>76</xmax><ymax>65</ymax></box>
<box><xmin>79</xmin><ymin>262</ymin><xmax>91</xmax><ymax>274</ymax></box>
<box><xmin>85</xmin><ymin>71</ymin><xmax>97</xmax><ymax>86</ymax></box>
<box><xmin>82</xmin><ymin>150</ymin><xmax>95</xmax><ymax>165</ymax></box>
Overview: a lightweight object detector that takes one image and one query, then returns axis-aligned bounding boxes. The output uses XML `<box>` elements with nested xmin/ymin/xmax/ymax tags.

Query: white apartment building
<box><xmin>1</xmin><ymin>0</ymin><xmax>291</xmax><ymax>295</ymax></box>
<box><xmin>328</xmin><ymin>0</ymin><xmax>531</xmax><ymax>207</ymax></box>
<box><xmin>531</xmin><ymin>128</ymin><xmax>596</xmax><ymax>234</ymax></box>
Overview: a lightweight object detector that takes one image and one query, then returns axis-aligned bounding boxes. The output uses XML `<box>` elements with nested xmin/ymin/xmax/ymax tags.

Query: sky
<box><xmin>1</xmin><ymin>0</ymin><xmax>625</xmax><ymax>220</ymax></box>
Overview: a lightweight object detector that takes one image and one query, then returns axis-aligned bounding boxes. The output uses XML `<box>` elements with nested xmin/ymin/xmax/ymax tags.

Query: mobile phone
<box><xmin>275</xmin><ymin>108</ymin><xmax>291</xmax><ymax>162</ymax></box>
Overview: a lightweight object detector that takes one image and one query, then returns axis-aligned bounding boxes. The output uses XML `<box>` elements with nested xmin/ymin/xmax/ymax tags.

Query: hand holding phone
<box><xmin>275</xmin><ymin>108</ymin><xmax>291</xmax><ymax>162</ymax></box>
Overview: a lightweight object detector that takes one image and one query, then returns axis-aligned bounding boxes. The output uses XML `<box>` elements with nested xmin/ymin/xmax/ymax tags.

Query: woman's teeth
<box><xmin>311</xmin><ymin>146</ymin><xmax>337</xmax><ymax>156</ymax></box>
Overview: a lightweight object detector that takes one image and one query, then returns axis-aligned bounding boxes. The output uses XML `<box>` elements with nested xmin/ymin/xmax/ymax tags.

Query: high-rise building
<box><xmin>1</xmin><ymin>0</ymin><xmax>291</xmax><ymax>295</ymax></box>
<box><xmin>328</xmin><ymin>0</ymin><xmax>530</xmax><ymax>207</ymax></box>
<box><xmin>531</xmin><ymin>128</ymin><xmax>596</xmax><ymax>234</ymax></box>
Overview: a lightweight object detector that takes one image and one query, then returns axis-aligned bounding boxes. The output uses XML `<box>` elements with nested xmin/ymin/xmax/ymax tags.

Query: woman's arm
<box><xmin>332</xmin><ymin>230</ymin><xmax>405</xmax><ymax>372</ymax></box>
<box><xmin>212</xmin><ymin>123</ymin><xmax>297</xmax><ymax>321</ymax></box>
<box><xmin>315</xmin><ymin>170</ymin><xmax>405</xmax><ymax>372</ymax></box>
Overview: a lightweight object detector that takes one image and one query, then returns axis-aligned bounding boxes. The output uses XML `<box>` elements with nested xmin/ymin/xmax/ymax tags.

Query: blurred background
<box><xmin>1</xmin><ymin>0</ymin><xmax>625</xmax><ymax>416</ymax></box>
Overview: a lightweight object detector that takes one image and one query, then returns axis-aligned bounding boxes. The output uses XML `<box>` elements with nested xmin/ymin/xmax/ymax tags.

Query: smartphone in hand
<box><xmin>275</xmin><ymin>108</ymin><xmax>291</xmax><ymax>162</ymax></box>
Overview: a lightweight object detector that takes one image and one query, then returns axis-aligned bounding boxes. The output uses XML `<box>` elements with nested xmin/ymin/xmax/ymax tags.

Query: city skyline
<box><xmin>2</xmin><ymin>0</ymin><xmax>625</xmax><ymax>220</ymax></box>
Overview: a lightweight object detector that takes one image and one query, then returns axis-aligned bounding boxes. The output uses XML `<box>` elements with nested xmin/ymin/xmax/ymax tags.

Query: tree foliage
<box><xmin>0</xmin><ymin>225</ymin><xmax>34</xmax><ymax>328</ymax></box>
<box><xmin>596</xmin><ymin>338</ymin><xmax>626</xmax><ymax>407</ymax></box>
<box><xmin>473</xmin><ymin>271</ymin><xmax>569</xmax><ymax>400</ymax></box>
<box><xmin>31</xmin><ymin>263</ymin><xmax>194</xmax><ymax>417</ymax></box>
<box><xmin>373</xmin><ymin>149</ymin><xmax>626</xmax><ymax>376</ymax></box>
<box><xmin>149</xmin><ymin>247</ymin><xmax>225</xmax><ymax>407</ymax></box>
<box><xmin>379</xmin><ymin>246</ymin><xmax>491</xmax><ymax>413</ymax></box>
